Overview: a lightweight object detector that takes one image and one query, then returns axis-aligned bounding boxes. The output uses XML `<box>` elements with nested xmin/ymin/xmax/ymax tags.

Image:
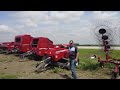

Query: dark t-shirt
<box><xmin>68</xmin><ymin>45</ymin><xmax>78</xmax><ymax>59</ymax></box>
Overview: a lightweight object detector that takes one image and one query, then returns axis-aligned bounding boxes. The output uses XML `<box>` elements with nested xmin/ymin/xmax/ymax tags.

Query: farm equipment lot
<box><xmin>0</xmin><ymin>48</ymin><xmax>120</xmax><ymax>79</ymax></box>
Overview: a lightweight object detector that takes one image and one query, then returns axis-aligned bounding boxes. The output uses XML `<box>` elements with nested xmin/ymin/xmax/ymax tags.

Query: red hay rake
<box><xmin>93</xmin><ymin>23</ymin><xmax>120</xmax><ymax>79</ymax></box>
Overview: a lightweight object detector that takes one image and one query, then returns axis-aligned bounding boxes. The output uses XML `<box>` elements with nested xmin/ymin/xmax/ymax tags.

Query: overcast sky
<box><xmin>0</xmin><ymin>11</ymin><xmax>120</xmax><ymax>44</ymax></box>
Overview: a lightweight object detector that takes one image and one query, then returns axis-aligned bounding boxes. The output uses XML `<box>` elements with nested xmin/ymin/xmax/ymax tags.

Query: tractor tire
<box><xmin>99</xmin><ymin>62</ymin><xmax>104</xmax><ymax>68</ymax></box>
<box><xmin>111</xmin><ymin>71</ymin><xmax>117</xmax><ymax>79</ymax></box>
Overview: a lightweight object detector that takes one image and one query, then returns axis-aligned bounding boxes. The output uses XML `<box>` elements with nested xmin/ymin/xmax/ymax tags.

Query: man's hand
<box><xmin>75</xmin><ymin>52</ymin><xmax>79</xmax><ymax>62</ymax></box>
<box><xmin>75</xmin><ymin>58</ymin><xmax>78</xmax><ymax>62</ymax></box>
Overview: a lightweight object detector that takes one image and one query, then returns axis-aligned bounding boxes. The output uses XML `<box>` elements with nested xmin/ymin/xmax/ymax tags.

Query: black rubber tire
<box><xmin>33</xmin><ymin>55</ymin><xmax>41</xmax><ymax>61</ymax></box>
<box><xmin>111</xmin><ymin>71</ymin><xmax>117</xmax><ymax>79</ymax></box>
<box><xmin>0</xmin><ymin>50</ymin><xmax>2</xmax><ymax>54</ymax></box>
<box><xmin>5</xmin><ymin>50</ymin><xmax>10</xmax><ymax>55</ymax></box>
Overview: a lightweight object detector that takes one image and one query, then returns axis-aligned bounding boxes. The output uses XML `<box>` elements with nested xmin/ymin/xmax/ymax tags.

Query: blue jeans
<box><xmin>70</xmin><ymin>59</ymin><xmax>77</xmax><ymax>79</ymax></box>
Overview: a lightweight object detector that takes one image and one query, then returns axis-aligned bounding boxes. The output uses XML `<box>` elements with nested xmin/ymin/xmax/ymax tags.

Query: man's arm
<box><xmin>75</xmin><ymin>46</ymin><xmax>79</xmax><ymax>61</ymax></box>
<box><xmin>76</xmin><ymin>52</ymin><xmax>79</xmax><ymax>60</ymax></box>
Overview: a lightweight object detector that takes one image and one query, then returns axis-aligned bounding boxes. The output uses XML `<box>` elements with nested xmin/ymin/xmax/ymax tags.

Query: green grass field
<box><xmin>78</xmin><ymin>49</ymin><xmax>120</xmax><ymax>71</ymax></box>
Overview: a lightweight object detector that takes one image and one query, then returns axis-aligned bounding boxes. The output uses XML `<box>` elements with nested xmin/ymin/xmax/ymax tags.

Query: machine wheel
<box><xmin>99</xmin><ymin>62</ymin><xmax>104</xmax><ymax>68</ymax></box>
<box><xmin>34</xmin><ymin>54</ymin><xmax>48</xmax><ymax>61</ymax></box>
<box><xmin>5</xmin><ymin>50</ymin><xmax>10</xmax><ymax>55</ymax></box>
<box><xmin>0</xmin><ymin>50</ymin><xmax>2</xmax><ymax>54</ymax></box>
<box><xmin>33</xmin><ymin>55</ymin><xmax>41</xmax><ymax>61</ymax></box>
<box><xmin>111</xmin><ymin>71</ymin><xmax>117</xmax><ymax>79</ymax></box>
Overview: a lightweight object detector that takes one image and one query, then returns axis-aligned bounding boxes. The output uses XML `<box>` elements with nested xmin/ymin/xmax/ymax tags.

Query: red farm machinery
<box><xmin>35</xmin><ymin>44</ymin><xmax>80</xmax><ymax>73</ymax></box>
<box><xmin>19</xmin><ymin>36</ymin><xmax>80</xmax><ymax>72</ymax></box>
<box><xmin>92</xmin><ymin>21</ymin><xmax>120</xmax><ymax>79</ymax></box>
<box><xmin>19</xmin><ymin>37</ymin><xmax>54</xmax><ymax>61</ymax></box>
<box><xmin>0</xmin><ymin>33</ymin><xmax>80</xmax><ymax>73</ymax></box>
<box><xmin>0</xmin><ymin>42</ymin><xmax>15</xmax><ymax>54</ymax></box>
<box><xmin>11</xmin><ymin>34</ymin><xmax>33</xmax><ymax>54</ymax></box>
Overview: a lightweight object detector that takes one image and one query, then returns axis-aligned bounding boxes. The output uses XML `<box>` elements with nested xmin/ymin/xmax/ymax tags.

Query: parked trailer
<box><xmin>35</xmin><ymin>45</ymin><xmax>80</xmax><ymax>73</ymax></box>
<box><xmin>0</xmin><ymin>42</ymin><xmax>15</xmax><ymax>54</ymax></box>
<box><xmin>12</xmin><ymin>34</ymin><xmax>33</xmax><ymax>54</ymax></box>
<box><xmin>19</xmin><ymin>37</ymin><xmax>54</xmax><ymax>61</ymax></box>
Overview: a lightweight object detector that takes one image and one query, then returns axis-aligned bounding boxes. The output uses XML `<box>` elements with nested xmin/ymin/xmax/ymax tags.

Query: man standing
<box><xmin>68</xmin><ymin>40</ymin><xmax>79</xmax><ymax>79</ymax></box>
